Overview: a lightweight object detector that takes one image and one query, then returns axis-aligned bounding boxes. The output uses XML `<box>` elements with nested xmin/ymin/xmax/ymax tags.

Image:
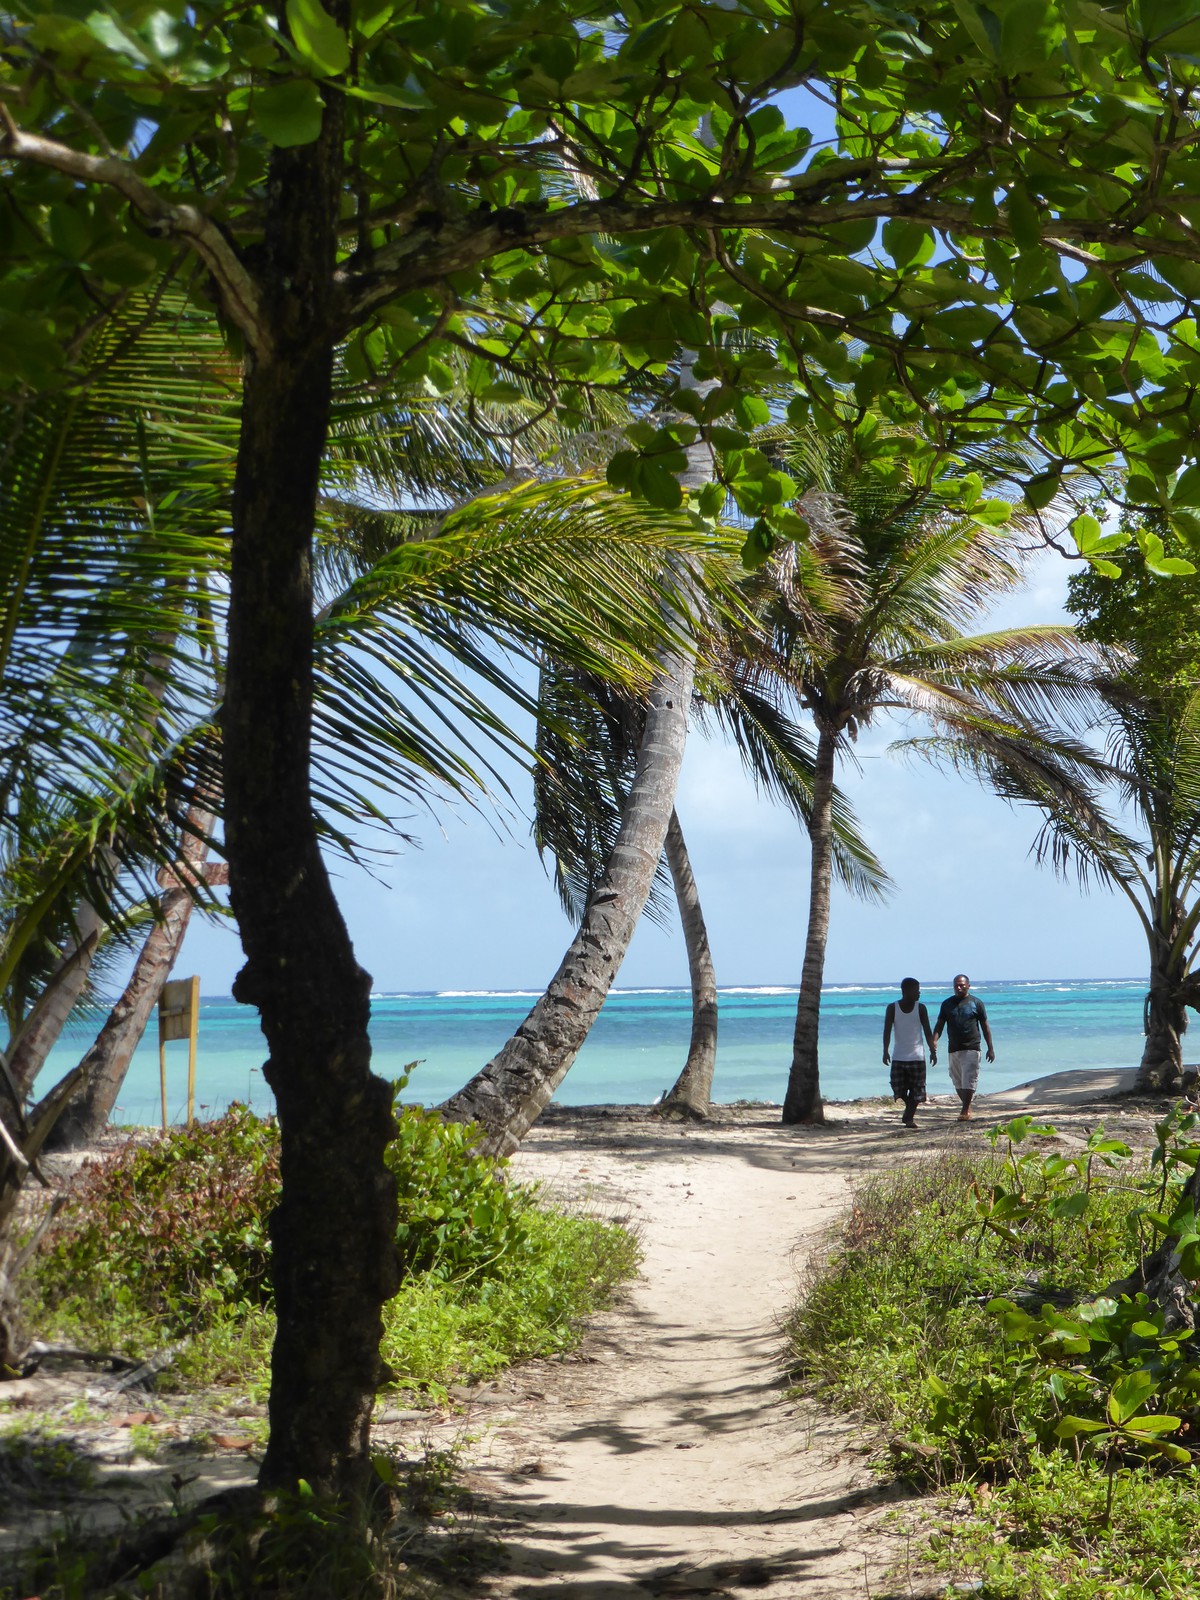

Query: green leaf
<box><xmin>882</xmin><ymin>219</ymin><xmax>935</xmax><ymax>270</ymax></box>
<box><xmin>1123</xmin><ymin>1412</ymin><xmax>1181</xmax><ymax>1434</ymax></box>
<box><xmin>1071</xmin><ymin>512</ymin><xmax>1102</xmax><ymax>552</ymax></box>
<box><xmin>1006</xmin><ymin>186</ymin><xmax>1042</xmax><ymax>251</ymax></box>
<box><xmin>1025</xmin><ymin>471</ymin><xmax>1059</xmax><ymax>510</ymax></box>
<box><xmin>254</xmin><ymin>80</ymin><xmax>325</xmax><ymax>147</ymax></box>
<box><xmin>1138</xmin><ymin>528</ymin><xmax>1196</xmax><ymax>575</ymax></box>
<box><xmin>1055</xmin><ymin>1415</ymin><xmax>1106</xmax><ymax>1437</ymax></box>
<box><xmin>286</xmin><ymin>0</ymin><xmax>350</xmax><ymax>75</ymax></box>
<box><xmin>1109</xmin><ymin>1370</ymin><xmax>1157</xmax><ymax>1424</ymax></box>
<box><xmin>637</xmin><ymin>463</ymin><xmax>683</xmax><ymax>510</ymax></box>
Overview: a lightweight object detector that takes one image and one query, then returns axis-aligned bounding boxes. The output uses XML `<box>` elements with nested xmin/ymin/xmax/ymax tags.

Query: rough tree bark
<box><xmin>782</xmin><ymin>726</ymin><xmax>836</xmax><ymax>1124</ymax></box>
<box><xmin>221</xmin><ymin>76</ymin><xmax>399</xmax><ymax>1498</ymax></box>
<box><xmin>658</xmin><ymin>809</ymin><xmax>718</xmax><ymax>1119</ymax></box>
<box><xmin>50</xmin><ymin>810</ymin><xmax>218</xmax><ymax>1150</ymax></box>
<box><xmin>0</xmin><ymin>1063</ymin><xmax>85</xmax><ymax>1374</ymax></box>
<box><xmin>1136</xmin><ymin>950</ymin><xmax>1188</xmax><ymax>1094</ymax></box>
<box><xmin>1105</xmin><ymin>1162</ymin><xmax>1199</xmax><ymax>1335</ymax></box>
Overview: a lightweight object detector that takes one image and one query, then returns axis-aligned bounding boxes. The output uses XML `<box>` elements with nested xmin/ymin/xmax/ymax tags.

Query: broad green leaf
<box><xmin>1108</xmin><ymin>1369</ymin><xmax>1157</xmax><ymax>1424</ymax></box>
<box><xmin>1137</xmin><ymin>528</ymin><xmax>1196</xmax><ymax>575</ymax></box>
<box><xmin>254</xmin><ymin>80</ymin><xmax>324</xmax><ymax>147</ymax></box>
<box><xmin>286</xmin><ymin>0</ymin><xmax>350</xmax><ymax>75</ymax></box>
<box><xmin>1025</xmin><ymin>471</ymin><xmax>1059</xmax><ymax>510</ymax></box>
<box><xmin>1006</xmin><ymin>185</ymin><xmax>1042</xmax><ymax>250</ymax></box>
<box><xmin>1122</xmin><ymin>1412</ymin><xmax>1181</xmax><ymax>1434</ymax></box>
<box><xmin>1055</xmin><ymin>1415</ymin><xmax>1106</xmax><ymax>1437</ymax></box>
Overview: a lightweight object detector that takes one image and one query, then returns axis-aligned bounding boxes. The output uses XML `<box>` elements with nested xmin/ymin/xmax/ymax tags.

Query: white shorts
<box><xmin>949</xmin><ymin>1050</ymin><xmax>981</xmax><ymax>1095</ymax></box>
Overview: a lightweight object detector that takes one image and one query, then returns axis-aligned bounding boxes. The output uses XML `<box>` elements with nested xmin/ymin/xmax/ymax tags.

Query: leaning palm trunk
<box><xmin>442</xmin><ymin>362</ymin><xmax>715</xmax><ymax>1155</ymax></box>
<box><xmin>7</xmin><ymin>901</ymin><xmax>105</xmax><ymax>1098</ymax></box>
<box><xmin>441</xmin><ymin>626</ymin><xmax>696</xmax><ymax>1153</ymax></box>
<box><xmin>782</xmin><ymin>728</ymin><xmax>836</xmax><ymax>1124</ymax></box>
<box><xmin>658</xmin><ymin>809</ymin><xmax>718</xmax><ymax>1118</ymax></box>
<box><xmin>51</xmin><ymin>810</ymin><xmax>215</xmax><ymax>1148</ymax></box>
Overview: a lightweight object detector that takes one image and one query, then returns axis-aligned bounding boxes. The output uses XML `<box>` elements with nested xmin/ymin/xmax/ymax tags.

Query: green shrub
<box><xmin>29</xmin><ymin>1094</ymin><xmax>639</xmax><ymax>1396</ymax></box>
<box><xmin>36</xmin><ymin>1104</ymin><xmax>279</xmax><ymax>1333</ymax></box>
<box><xmin>786</xmin><ymin>1115</ymin><xmax>1200</xmax><ymax>1598</ymax></box>
<box><xmin>387</xmin><ymin>1103</ymin><xmax>530</xmax><ymax>1283</ymax></box>
<box><xmin>381</xmin><ymin>1204</ymin><xmax>640</xmax><ymax>1393</ymax></box>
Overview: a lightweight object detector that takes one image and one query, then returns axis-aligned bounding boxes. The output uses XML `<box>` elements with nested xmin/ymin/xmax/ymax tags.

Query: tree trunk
<box><xmin>658</xmin><ymin>809</ymin><xmax>718</xmax><ymax>1118</ymax></box>
<box><xmin>7</xmin><ymin>902</ymin><xmax>103</xmax><ymax>1098</ymax></box>
<box><xmin>49</xmin><ymin>811</ymin><xmax>214</xmax><ymax>1150</ymax></box>
<box><xmin>222</xmin><ymin>92</ymin><xmax>399</xmax><ymax>1499</ymax></box>
<box><xmin>782</xmin><ymin>727</ymin><xmax>837</xmax><ymax>1124</ymax></box>
<box><xmin>1135</xmin><ymin>955</ymin><xmax>1188</xmax><ymax>1094</ymax></box>
<box><xmin>440</xmin><ymin>355</ymin><xmax>714</xmax><ymax>1156</ymax></box>
<box><xmin>441</xmin><ymin>630</ymin><xmax>696</xmax><ymax>1153</ymax></box>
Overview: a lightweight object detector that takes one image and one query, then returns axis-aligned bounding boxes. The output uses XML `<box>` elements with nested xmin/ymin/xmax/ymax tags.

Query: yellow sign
<box><xmin>158</xmin><ymin>974</ymin><xmax>200</xmax><ymax>1130</ymax></box>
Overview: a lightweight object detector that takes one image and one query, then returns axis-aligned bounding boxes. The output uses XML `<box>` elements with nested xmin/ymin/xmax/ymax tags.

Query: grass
<box><xmin>381</xmin><ymin>1205</ymin><xmax>639</xmax><ymax>1397</ymax></box>
<box><xmin>784</xmin><ymin>1131</ymin><xmax>1200</xmax><ymax>1599</ymax></box>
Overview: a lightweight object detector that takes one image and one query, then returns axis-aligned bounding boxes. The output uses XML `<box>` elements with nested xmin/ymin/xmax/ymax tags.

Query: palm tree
<box><xmin>961</xmin><ymin>669</ymin><xmax>1200</xmax><ymax>1094</ymax></box>
<box><xmin>0</xmin><ymin>296</ymin><xmax>716</xmax><ymax>1138</ymax></box>
<box><xmin>768</xmin><ymin>430</ymin><xmax>1104</xmax><ymax>1123</ymax></box>
<box><xmin>528</xmin><ymin>653</ymin><xmax>889</xmax><ymax>1117</ymax></box>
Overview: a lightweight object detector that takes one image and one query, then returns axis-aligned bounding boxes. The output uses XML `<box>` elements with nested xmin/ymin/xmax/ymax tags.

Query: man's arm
<box><xmin>979</xmin><ymin>1003</ymin><xmax>995</xmax><ymax>1063</ymax></box>
<box><xmin>883</xmin><ymin>1002</ymin><xmax>895</xmax><ymax>1064</ymax></box>
<box><xmin>932</xmin><ymin>998</ymin><xmax>948</xmax><ymax>1046</ymax></box>
<box><xmin>920</xmin><ymin>1003</ymin><xmax>937</xmax><ymax>1063</ymax></box>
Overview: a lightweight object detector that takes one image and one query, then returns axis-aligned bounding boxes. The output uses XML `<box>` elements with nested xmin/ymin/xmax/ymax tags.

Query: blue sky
<box><xmin>174</xmin><ymin>547</ymin><xmax>1147</xmax><ymax>996</ymax></box>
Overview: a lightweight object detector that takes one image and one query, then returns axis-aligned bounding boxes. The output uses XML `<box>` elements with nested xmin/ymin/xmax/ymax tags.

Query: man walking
<box><xmin>883</xmin><ymin>978</ymin><xmax>937</xmax><ymax>1130</ymax></box>
<box><xmin>933</xmin><ymin>973</ymin><xmax>995</xmax><ymax>1122</ymax></box>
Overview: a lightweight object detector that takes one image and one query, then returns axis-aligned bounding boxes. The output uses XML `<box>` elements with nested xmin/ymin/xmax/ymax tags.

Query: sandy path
<box><xmin>458</xmin><ymin>1106</ymin><xmax>926</xmax><ymax>1599</ymax></box>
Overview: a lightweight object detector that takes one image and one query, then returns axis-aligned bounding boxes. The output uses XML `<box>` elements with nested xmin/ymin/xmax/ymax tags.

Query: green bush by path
<box><xmin>785</xmin><ymin>1114</ymin><xmax>1200</xmax><ymax>1599</ymax></box>
<box><xmin>26</xmin><ymin>1100</ymin><xmax>639</xmax><ymax>1397</ymax></box>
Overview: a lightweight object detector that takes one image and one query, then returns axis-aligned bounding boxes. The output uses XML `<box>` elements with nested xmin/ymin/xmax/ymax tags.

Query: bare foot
<box><xmin>956</xmin><ymin>1110</ymin><xmax>971</xmax><ymax>1122</ymax></box>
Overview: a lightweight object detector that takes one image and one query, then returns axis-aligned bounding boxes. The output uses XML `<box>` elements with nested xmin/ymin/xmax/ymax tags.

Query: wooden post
<box><xmin>158</xmin><ymin>976</ymin><xmax>201</xmax><ymax>1129</ymax></box>
<box><xmin>159</xmin><ymin>1031</ymin><xmax>168</xmax><ymax>1133</ymax></box>
<box><xmin>185</xmin><ymin>973</ymin><xmax>199</xmax><ymax>1127</ymax></box>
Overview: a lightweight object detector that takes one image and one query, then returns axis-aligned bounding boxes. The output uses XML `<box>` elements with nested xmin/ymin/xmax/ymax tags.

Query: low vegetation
<box><xmin>786</xmin><ymin>1110</ymin><xmax>1200</xmax><ymax>1600</ymax></box>
<box><xmin>26</xmin><ymin>1099</ymin><xmax>639</xmax><ymax>1401</ymax></box>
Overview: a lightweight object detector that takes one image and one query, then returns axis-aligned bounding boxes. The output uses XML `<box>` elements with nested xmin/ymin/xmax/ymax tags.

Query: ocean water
<box><xmin>40</xmin><ymin>979</ymin><xmax>1150</xmax><ymax>1127</ymax></box>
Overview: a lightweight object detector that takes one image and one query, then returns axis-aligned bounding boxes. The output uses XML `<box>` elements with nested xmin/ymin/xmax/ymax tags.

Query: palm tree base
<box><xmin>780</xmin><ymin>1100</ymin><xmax>825</xmax><ymax>1126</ymax></box>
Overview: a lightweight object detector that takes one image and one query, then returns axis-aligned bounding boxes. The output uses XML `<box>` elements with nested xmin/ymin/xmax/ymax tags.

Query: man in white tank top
<box><xmin>883</xmin><ymin>978</ymin><xmax>937</xmax><ymax>1130</ymax></box>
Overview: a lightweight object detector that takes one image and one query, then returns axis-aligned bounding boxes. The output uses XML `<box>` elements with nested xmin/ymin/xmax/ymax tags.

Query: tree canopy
<box><xmin>9</xmin><ymin>1</ymin><xmax>1200</xmax><ymax>552</ymax></box>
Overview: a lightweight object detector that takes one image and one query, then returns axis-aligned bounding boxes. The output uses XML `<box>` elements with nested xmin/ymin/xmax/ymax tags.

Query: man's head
<box><xmin>901</xmin><ymin>977</ymin><xmax>920</xmax><ymax>1001</ymax></box>
<box><xmin>953</xmin><ymin>974</ymin><xmax>971</xmax><ymax>997</ymax></box>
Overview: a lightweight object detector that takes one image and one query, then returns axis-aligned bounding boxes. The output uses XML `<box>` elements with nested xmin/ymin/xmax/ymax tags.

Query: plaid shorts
<box><xmin>890</xmin><ymin>1059</ymin><xmax>927</xmax><ymax>1100</ymax></box>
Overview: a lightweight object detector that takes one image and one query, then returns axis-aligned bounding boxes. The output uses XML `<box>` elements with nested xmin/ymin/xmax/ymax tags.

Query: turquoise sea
<box><xmin>41</xmin><ymin>979</ymin><xmax>1150</xmax><ymax>1127</ymax></box>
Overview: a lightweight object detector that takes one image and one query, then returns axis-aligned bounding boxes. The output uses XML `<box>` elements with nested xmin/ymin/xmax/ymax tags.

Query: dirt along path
<box><xmin>448</xmin><ymin>1102</ymin><xmax>935</xmax><ymax>1599</ymax></box>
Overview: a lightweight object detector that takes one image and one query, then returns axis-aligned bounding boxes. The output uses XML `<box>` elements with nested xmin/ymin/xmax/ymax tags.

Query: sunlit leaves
<box><xmin>14</xmin><ymin>0</ymin><xmax>1200</xmax><ymax>569</ymax></box>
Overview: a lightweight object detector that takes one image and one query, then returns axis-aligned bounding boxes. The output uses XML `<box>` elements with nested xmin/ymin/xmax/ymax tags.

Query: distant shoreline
<box><xmin>186</xmin><ymin>977</ymin><xmax>1149</xmax><ymax>1002</ymax></box>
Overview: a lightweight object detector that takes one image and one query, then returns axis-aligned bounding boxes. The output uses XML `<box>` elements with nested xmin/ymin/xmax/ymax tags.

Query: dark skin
<box><xmin>883</xmin><ymin>979</ymin><xmax>937</xmax><ymax>1128</ymax></box>
<box><xmin>932</xmin><ymin>973</ymin><xmax>996</xmax><ymax>1121</ymax></box>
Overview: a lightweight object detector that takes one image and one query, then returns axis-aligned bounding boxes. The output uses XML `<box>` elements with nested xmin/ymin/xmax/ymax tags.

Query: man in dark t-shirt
<box><xmin>932</xmin><ymin>973</ymin><xmax>996</xmax><ymax>1122</ymax></box>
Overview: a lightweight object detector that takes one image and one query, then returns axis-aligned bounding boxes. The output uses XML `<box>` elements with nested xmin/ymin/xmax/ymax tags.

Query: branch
<box><xmin>0</xmin><ymin>112</ymin><xmax>271</xmax><ymax>362</ymax></box>
<box><xmin>334</xmin><ymin>178</ymin><xmax>1200</xmax><ymax>333</ymax></box>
